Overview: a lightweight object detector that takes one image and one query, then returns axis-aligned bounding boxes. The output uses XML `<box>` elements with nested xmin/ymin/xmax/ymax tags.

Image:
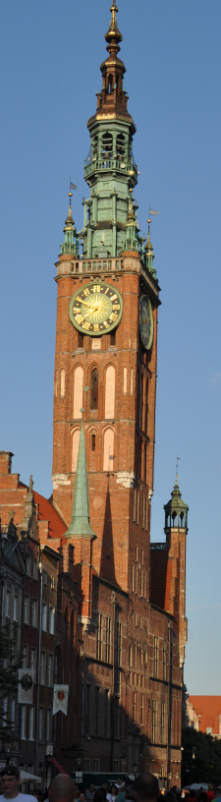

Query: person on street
<box><xmin>0</xmin><ymin>767</ymin><xmax>37</xmax><ymax>802</ymax></box>
<box><xmin>134</xmin><ymin>774</ymin><xmax>159</xmax><ymax>802</ymax></box>
<box><xmin>48</xmin><ymin>776</ymin><xmax>75</xmax><ymax>802</ymax></box>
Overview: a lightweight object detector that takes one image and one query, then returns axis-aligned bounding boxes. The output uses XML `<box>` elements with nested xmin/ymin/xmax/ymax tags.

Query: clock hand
<box><xmin>79</xmin><ymin>298</ymin><xmax>95</xmax><ymax>309</ymax></box>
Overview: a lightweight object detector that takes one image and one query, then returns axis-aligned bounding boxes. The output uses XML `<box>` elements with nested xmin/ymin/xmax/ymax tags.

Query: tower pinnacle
<box><xmin>105</xmin><ymin>1</ymin><xmax>123</xmax><ymax>55</ymax></box>
<box><xmin>65</xmin><ymin>418</ymin><xmax>96</xmax><ymax>540</ymax></box>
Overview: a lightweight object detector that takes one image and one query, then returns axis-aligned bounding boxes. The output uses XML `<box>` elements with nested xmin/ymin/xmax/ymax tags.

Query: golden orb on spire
<box><xmin>105</xmin><ymin>0</ymin><xmax>123</xmax><ymax>54</ymax></box>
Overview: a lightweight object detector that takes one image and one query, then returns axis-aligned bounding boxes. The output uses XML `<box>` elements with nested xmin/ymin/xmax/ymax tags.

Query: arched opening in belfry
<box><xmin>172</xmin><ymin>511</ymin><xmax>178</xmax><ymax>527</ymax></box>
<box><xmin>108</xmin><ymin>73</ymin><xmax>113</xmax><ymax>94</ymax></box>
<box><xmin>102</xmin><ymin>131</ymin><xmax>113</xmax><ymax>160</ymax></box>
<box><xmin>116</xmin><ymin>133</ymin><xmax>125</xmax><ymax>161</ymax></box>
<box><xmin>92</xmin><ymin>135</ymin><xmax>98</xmax><ymax>160</ymax></box>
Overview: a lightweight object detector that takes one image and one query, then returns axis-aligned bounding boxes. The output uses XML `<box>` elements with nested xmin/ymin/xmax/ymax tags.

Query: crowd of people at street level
<box><xmin>0</xmin><ymin>766</ymin><xmax>221</xmax><ymax>802</ymax></box>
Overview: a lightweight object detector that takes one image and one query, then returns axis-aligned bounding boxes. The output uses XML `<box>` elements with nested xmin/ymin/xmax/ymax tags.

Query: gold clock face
<box><xmin>69</xmin><ymin>282</ymin><xmax>123</xmax><ymax>336</ymax></box>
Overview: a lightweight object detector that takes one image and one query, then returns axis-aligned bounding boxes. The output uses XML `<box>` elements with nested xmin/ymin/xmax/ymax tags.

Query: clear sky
<box><xmin>0</xmin><ymin>0</ymin><xmax>221</xmax><ymax>694</ymax></box>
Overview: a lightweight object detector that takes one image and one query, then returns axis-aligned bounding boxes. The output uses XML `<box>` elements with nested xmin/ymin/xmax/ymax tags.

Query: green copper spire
<box><xmin>144</xmin><ymin>218</ymin><xmax>157</xmax><ymax>278</ymax></box>
<box><xmin>60</xmin><ymin>191</ymin><xmax>79</xmax><ymax>257</ymax></box>
<box><xmin>65</xmin><ymin>414</ymin><xmax>96</xmax><ymax>540</ymax></box>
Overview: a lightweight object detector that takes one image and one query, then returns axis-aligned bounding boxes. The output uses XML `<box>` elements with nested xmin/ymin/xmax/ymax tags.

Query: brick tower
<box><xmin>52</xmin><ymin>0</ymin><xmax>160</xmax><ymax>595</ymax></box>
<box><xmin>51</xmin><ymin>2</ymin><xmax>187</xmax><ymax>781</ymax></box>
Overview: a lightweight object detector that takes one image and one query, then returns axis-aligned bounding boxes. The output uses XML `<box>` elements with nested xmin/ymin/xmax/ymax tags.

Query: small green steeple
<box><xmin>65</xmin><ymin>414</ymin><xmax>96</xmax><ymax>540</ymax></box>
<box><xmin>60</xmin><ymin>191</ymin><xmax>79</xmax><ymax>257</ymax></box>
<box><xmin>144</xmin><ymin>218</ymin><xmax>157</xmax><ymax>278</ymax></box>
<box><xmin>124</xmin><ymin>193</ymin><xmax>140</xmax><ymax>251</ymax></box>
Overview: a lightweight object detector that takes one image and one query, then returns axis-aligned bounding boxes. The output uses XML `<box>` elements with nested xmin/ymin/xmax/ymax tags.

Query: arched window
<box><xmin>108</xmin><ymin>74</ymin><xmax>113</xmax><ymax>94</ymax></box>
<box><xmin>129</xmin><ymin>644</ymin><xmax>133</xmax><ymax>668</ymax></box>
<box><xmin>61</xmin><ymin>369</ymin><xmax>65</xmax><ymax>398</ymax></box>
<box><xmin>72</xmin><ymin>429</ymin><xmax>80</xmax><ymax>472</ymax></box>
<box><xmin>103</xmin><ymin>428</ymin><xmax>114</xmax><ymax>471</ymax></box>
<box><xmin>73</xmin><ymin>366</ymin><xmax>83</xmax><ymax>419</ymax></box>
<box><xmin>102</xmin><ymin>132</ymin><xmax>112</xmax><ymax>160</ymax></box>
<box><xmin>105</xmin><ymin>366</ymin><xmax>115</xmax><ymax>419</ymax></box>
<box><xmin>116</xmin><ymin>133</ymin><xmax>125</xmax><ymax>160</ymax></box>
<box><xmin>92</xmin><ymin>433</ymin><xmax>96</xmax><ymax>452</ymax></box>
<box><xmin>90</xmin><ymin>368</ymin><xmax>98</xmax><ymax>410</ymax></box>
<box><xmin>92</xmin><ymin>135</ymin><xmax>98</xmax><ymax>160</ymax></box>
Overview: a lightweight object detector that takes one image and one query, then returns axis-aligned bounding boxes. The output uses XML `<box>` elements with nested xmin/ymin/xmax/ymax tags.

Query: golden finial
<box><xmin>105</xmin><ymin>0</ymin><xmax>122</xmax><ymax>53</ymax></box>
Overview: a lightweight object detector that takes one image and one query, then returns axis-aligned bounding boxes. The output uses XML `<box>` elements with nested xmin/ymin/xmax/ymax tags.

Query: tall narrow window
<box><xmin>46</xmin><ymin>709</ymin><xmax>52</xmax><ymax>741</ymax></box>
<box><xmin>48</xmin><ymin>654</ymin><xmax>53</xmax><ymax>686</ymax></box>
<box><xmin>73</xmin><ymin>366</ymin><xmax>83</xmax><ymax>419</ymax></box>
<box><xmin>29</xmin><ymin>707</ymin><xmax>34</xmax><ymax>740</ymax></box>
<box><xmin>39</xmin><ymin>707</ymin><xmax>44</xmax><ymax>741</ymax></box>
<box><xmin>133</xmin><ymin>692</ymin><xmax>136</xmax><ymax>722</ymax></box>
<box><xmin>92</xmin><ymin>433</ymin><xmax>96</xmax><ymax>451</ymax></box>
<box><xmin>110</xmin><ymin>331</ymin><xmax>116</xmax><ymax>346</ymax></box>
<box><xmin>21</xmin><ymin>705</ymin><xmax>26</xmax><ymax>739</ymax></box>
<box><xmin>123</xmin><ymin>367</ymin><xmax>127</xmax><ymax>394</ymax></box>
<box><xmin>30</xmin><ymin>648</ymin><xmax>36</xmax><ymax>670</ymax></box>
<box><xmin>152</xmin><ymin>699</ymin><xmax>157</xmax><ymax>742</ymax></box>
<box><xmin>31</xmin><ymin>599</ymin><xmax>37</xmax><ymax>627</ymax></box>
<box><xmin>13</xmin><ymin>595</ymin><xmax>18</xmax><ymax>622</ymax></box>
<box><xmin>96</xmin><ymin>613</ymin><xmax>102</xmax><ymax>660</ymax></box>
<box><xmin>103</xmin><ymin>428</ymin><xmax>114</xmax><ymax>471</ymax></box>
<box><xmin>106</xmin><ymin>618</ymin><xmax>111</xmax><ymax>663</ymax></box>
<box><xmin>116</xmin><ymin>622</ymin><xmax>122</xmax><ymax>667</ymax></box>
<box><xmin>40</xmin><ymin>652</ymin><xmax>46</xmax><ymax>685</ymax></box>
<box><xmin>163</xmin><ymin>641</ymin><xmax>167</xmax><ymax>681</ymax></box>
<box><xmin>105</xmin><ymin>366</ymin><xmax>115</xmax><ymax>419</ymax></box>
<box><xmin>61</xmin><ymin>369</ymin><xmax>65</xmax><ymax>397</ymax></box>
<box><xmin>161</xmin><ymin>701</ymin><xmax>166</xmax><ymax>743</ymax></box>
<box><xmin>90</xmin><ymin>368</ymin><xmax>98</xmax><ymax>410</ymax></box>
<box><xmin>49</xmin><ymin>607</ymin><xmax>55</xmax><ymax>634</ymax></box>
<box><xmin>133</xmin><ymin>489</ymin><xmax>137</xmax><ymax>521</ymax></box>
<box><xmin>131</xmin><ymin>563</ymin><xmax>135</xmax><ymax>592</ymax></box>
<box><xmin>141</xmin><ymin>695</ymin><xmax>144</xmax><ymax>724</ymax></box>
<box><xmin>154</xmin><ymin>636</ymin><xmax>159</xmax><ymax>678</ymax></box>
<box><xmin>72</xmin><ymin>428</ymin><xmax>80</xmax><ymax>472</ymax></box>
<box><xmin>24</xmin><ymin>596</ymin><xmax>29</xmax><ymax>624</ymax></box>
<box><xmin>42</xmin><ymin>603</ymin><xmax>47</xmax><ymax>632</ymax></box>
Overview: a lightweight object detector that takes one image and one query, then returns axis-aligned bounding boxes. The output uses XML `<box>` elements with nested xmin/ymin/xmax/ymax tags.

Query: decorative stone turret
<box><xmin>164</xmin><ymin>473</ymin><xmax>189</xmax><ymax>541</ymax></box>
<box><xmin>60</xmin><ymin>191</ymin><xmax>79</xmax><ymax>257</ymax></box>
<box><xmin>144</xmin><ymin>219</ymin><xmax>157</xmax><ymax>278</ymax></box>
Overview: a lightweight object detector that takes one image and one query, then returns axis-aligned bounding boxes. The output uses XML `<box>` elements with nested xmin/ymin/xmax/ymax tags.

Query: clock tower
<box><xmin>52</xmin><ymin>0</ymin><xmax>161</xmax><ymax>594</ymax></box>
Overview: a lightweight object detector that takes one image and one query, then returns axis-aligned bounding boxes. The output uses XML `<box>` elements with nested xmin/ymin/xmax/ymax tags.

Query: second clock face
<box><xmin>139</xmin><ymin>295</ymin><xmax>153</xmax><ymax>350</ymax></box>
<box><xmin>69</xmin><ymin>282</ymin><xmax>123</xmax><ymax>336</ymax></box>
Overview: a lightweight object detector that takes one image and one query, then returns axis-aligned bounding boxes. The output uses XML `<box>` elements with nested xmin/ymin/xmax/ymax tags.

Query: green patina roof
<box><xmin>164</xmin><ymin>475</ymin><xmax>189</xmax><ymax>514</ymax></box>
<box><xmin>65</xmin><ymin>418</ymin><xmax>96</xmax><ymax>540</ymax></box>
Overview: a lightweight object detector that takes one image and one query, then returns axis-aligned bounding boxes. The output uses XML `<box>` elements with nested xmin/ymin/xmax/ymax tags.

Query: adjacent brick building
<box><xmin>0</xmin><ymin>0</ymin><xmax>189</xmax><ymax>789</ymax></box>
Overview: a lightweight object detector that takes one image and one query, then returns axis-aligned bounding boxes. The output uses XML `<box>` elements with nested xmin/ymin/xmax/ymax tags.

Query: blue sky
<box><xmin>0</xmin><ymin>0</ymin><xmax>221</xmax><ymax>694</ymax></box>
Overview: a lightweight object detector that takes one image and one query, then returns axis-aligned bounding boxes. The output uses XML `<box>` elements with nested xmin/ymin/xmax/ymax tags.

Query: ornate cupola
<box><xmin>82</xmin><ymin>1</ymin><xmax>140</xmax><ymax>260</ymax></box>
<box><xmin>164</xmin><ymin>474</ymin><xmax>189</xmax><ymax>543</ymax></box>
<box><xmin>144</xmin><ymin>219</ymin><xmax>157</xmax><ymax>279</ymax></box>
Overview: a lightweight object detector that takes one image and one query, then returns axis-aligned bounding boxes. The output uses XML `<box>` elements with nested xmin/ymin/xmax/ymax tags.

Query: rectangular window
<box><xmin>22</xmin><ymin>645</ymin><xmax>27</xmax><ymax>668</ymax></box>
<box><xmin>104</xmin><ymin>689</ymin><xmax>109</xmax><ymax>737</ymax></box>
<box><xmin>136</xmin><ymin>491</ymin><xmax>140</xmax><ymax>525</ymax></box>
<box><xmin>85</xmin><ymin>685</ymin><xmax>91</xmax><ymax>735</ymax></box>
<box><xmin>10</xmin><ymin>698</ymin><xmax>15</xmax><ymax>729</ymax></box>
<box><xmin>48</xmin><ymin>654</ymin><xmax>53</xmax><ymax>686</ymax></box>
<box><xmin>163</xmin><ymin>640</ymin><xmax>167</xmax><ymax>681</ymax></box>
<box><xmin>130</xmin><ymin>368</ymin><xmax>133</xmax><ymax>395</ymax></box>
<box><xmin>140</xmin><ymin>570</ymin><xmax>144</xmax><ymax>598</ymax></box>
<box><xmin>40</xmin><ymin>651</ymin><xmax>46</xmax><ymax>685</ymax></box>
<box><xmin>113</xmin><ymin>760</ymin><xmax>119</xmax><ymax>772</ymax></box>
<box><xmin>116</xmin><ymin>622</ymin><xmax>122</xmax><ymax>667</ymax></box>
<box><xmin>49</xmin><ymin>607</ymin><xmax>55</xmax><ymax>634</ymax></box>
<box><xmin>96</xmin><ymin>613</ymin><xmax>102</xmax><ymax>660</ymax></box>
<box><xmin>161</xmin><ymin>701</ymin><xmax>166</xmax><ymax>743</ymax></box>
<box><xmin>152</xmin><ymin>699</ymin><xmax>157</xmax><ymax>742</ymax></box>
<box><xmin>26</xmin><ymin>555</ymin><xmax>31</xmax><ymax>576</ymax></box>
<box><xmin>24</xmin><ymin>595</ymin><xmax>29</xmax><ymax>624</ymax></box>
<box><xmin>123</xmin><ymin>367</ymin><xmax>127</xmax><ymax>394</ymax></box>
<box><xmin>105</xmin><ymin>618</ymin><xmax>111</xmax><ymax>663</ymax></box>
<box><xmin>39</xmin><ymin>707</ymin><xmax>44</xmax><ymax>741</ymax></box>
<box><xmin>154</xmin><ymin>636</ymin><xmax>159</xmax><ymax>678</ymax></box>
<box><xmin>95</xmin><ymin>687</ymin><xmax>100</xmax><ymax>736</ymax></box>
<box><xmin>13</xmin><ymin>594</ymin><xmax>18</xmax><ymax>621</ymax></box>
<box><xmin>30</xmin><ymin>647</ymin><xmax>36</xmax><ymax>670</ymax></box>
<box><xmin>43</xmin><ymin>570</ymin><xmax>48</xmax><ymax>585</ymax></box>
<box><xmin>42</xmin><ymin>603</ymin><xmax>47</xmax><ymax>631</ymax></box>
<box><xmin>84</xmin><ymin>759</ymin><xmax>90</xmax><ymax>772</ymax></box>
<box><xmin>6</xmin><ymin>590</ymin><xmax>10</xmax><ymax>618</ymax></box>
<box><xmin>93</xmin><ymin>760</ymin><xmax>100</xmax><ymax>772</ymax></box>
<box><xmin>21</xmin><ymin>705</ymin><xmax>26</xmax><ymax>739</ymax></box>
<box><xmin>33</xmin><ymin>559</ymin><xmax>38</xmax><ymax>580</ymax></box>
<box><xmin>31</xmin><ymin>599</ymin><xmax>37</xmax><ymax>628</ymax></box>
<box><xmin>114</xmin><ymin>695</ymin><xmax>119</xmax><ymax>738</ymax></box>
<box><xmin>29</xmin><ymin>706</ymin><xmax>34</xmax><ymax>740</ymax></box>
<box><xmin>46</xmin><ymin>709</ymin><xmax>52</xmax><ymax>741</ymax></box>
